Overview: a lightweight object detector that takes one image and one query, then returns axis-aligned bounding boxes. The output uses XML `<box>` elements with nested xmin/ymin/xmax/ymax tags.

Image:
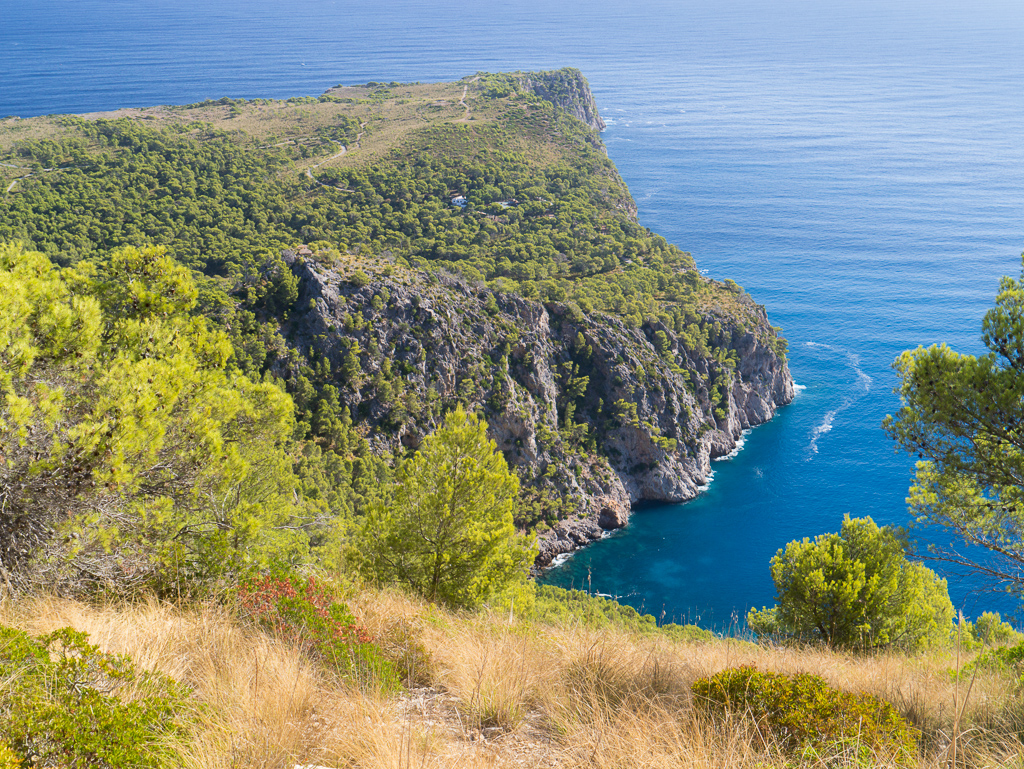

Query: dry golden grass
<box><xmin>0</xmin><ymin>74</ymin><xmax>588</xmax><ymax>192</ymax></box>
<box><xmin>3</xmin><ymin>589</ymin><xmax>1024</xmax><ymax>769</ymax></box>
<box><xmin>0</xmin><ymin>115</ymin><xmax>82</xmax><ymax>154</ymax></box>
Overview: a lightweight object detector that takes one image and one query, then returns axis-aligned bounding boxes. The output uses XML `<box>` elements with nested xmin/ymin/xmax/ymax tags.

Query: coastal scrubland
<box><xmin>0</xmin><ymin>69</ymin><xmax>792</xmax><ymax>561</ymax></box>
<box><xmin>4</xmin><ymin>583</ymin><xmax>1024</xmax><ymax>768</ymax></box>
<box><xmin>2</xmin><ymin>69</ymin><xmax>1023</xmax><ymax>768</ymax></box>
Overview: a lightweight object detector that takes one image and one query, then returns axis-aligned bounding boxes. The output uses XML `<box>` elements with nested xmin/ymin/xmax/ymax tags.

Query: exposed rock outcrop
<box><xmin>279</xmin><ymin>252</ymin><xmax>793</xmax><ymax>568</ymax></box>
<box><xmin>513</xmin><ymin>68</ymin><xmax>607</xmax><ymax>132</ymax></box>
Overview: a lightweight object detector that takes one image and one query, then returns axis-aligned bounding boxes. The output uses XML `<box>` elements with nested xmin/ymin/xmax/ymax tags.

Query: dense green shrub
<box><xmin>0</xmin><ymin>242</ymin><xmax>323</xmax><ymax>592</ymax></box>
<box><xmin>749</xmin><ymin>515</ymin><xmax>954</xmax><ymax>651</ymax></box>
<box><xmin>0</xmin><ymin>743</ymin><xmax>21</xmax><ymax>769</ymax></box>
<box><xmin>692</xmin><ymin>667</ymin><xmax>919</xmax><ymax>765</ymax></box>
<box><xmin>0</xmin><ymin>625</ymin><xmax>193</xmax><ymax>768</ymax></box>
<box><xmin>745</xmin><ymin>605</ymin><xmax>783</xmax><ymax>642</ymax></box>
<box><xmin>962</xmin><ymin>638</ymin><xmax>1024</xmax><ymax>688</ymax></box>
<box><xmin>972</xmin><ymin>611</ymin><xmax>1024</xmax><ymax>648</ymax></box>
<box><xmin>238</xmin><ymin>571</ymin><xmax>401</xmax><ymax>690</ymax></box>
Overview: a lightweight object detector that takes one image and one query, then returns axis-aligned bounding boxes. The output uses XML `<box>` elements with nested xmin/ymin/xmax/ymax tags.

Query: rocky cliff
<box><xmin>274</xmin><ymin>66</ymin><xmax>792</xmax><ymax>568</ymax></box>
<box><xmin>512</xmin><ymin>68</ymin><xmax>607</xmax><ymax>132</ymax></box>
<box><xmin>279</xmin><ymin>252</ymin><xmax>794</xmax><ymax>568</ymax></box>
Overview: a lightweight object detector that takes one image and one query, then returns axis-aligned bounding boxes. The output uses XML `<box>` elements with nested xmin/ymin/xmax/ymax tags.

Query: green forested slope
<box><xmin>0</xmin><ymin>70</ymin><xmax>792</xmax><ymax>576</ymax></box>
<box><xmin>0</xmin><ymin>74</ymin><xmax>726</xmax><ymax>328</ymax></box>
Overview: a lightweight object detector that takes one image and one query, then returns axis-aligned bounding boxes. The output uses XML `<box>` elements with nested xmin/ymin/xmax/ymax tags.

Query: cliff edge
<box><xmin>512</xmin><ymin>68</ymin><xmax>607</xmax><ymax>132</ymax></box>
<box><xmin>281</xmin><ymin>252</ymin><xmax>794</xmax><ymax>568</ymax></box>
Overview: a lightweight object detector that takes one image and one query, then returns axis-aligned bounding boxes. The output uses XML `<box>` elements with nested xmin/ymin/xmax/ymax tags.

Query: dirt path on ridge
<box><xmin>455</xmin><ymin>76</ymin><xmax>481</xmax><ymax>123</ymax></box>
<box><xmin>304</xmin><ymin>124</ymin><xmax>365</xmax><ymax>186</ymax></box>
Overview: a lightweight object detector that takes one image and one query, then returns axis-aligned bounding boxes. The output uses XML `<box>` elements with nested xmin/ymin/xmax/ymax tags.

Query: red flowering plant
<box><xmin>237</xmin><ymin>571</ymin><xmax>399</xmax><ymax>690</ymax></box>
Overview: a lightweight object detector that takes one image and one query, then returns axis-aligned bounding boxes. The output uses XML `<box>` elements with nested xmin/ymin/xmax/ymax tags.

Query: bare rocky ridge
<box><xmin>280</xmin><ymin>253</ymin><xmax>793</xmax><ymax>569</ymax></box>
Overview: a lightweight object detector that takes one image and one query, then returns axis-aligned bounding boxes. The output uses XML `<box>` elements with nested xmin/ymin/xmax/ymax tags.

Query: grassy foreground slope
<box><xmin>3</xmin><ymin>585</ymin><xmax>1024</xmax><ymax>769</ymax></box>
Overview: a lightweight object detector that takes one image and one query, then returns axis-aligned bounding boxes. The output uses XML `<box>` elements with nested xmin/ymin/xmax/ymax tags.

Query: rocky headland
<box><xmin>281</xmin><ymin>250</ymin><xmax>793</xmax><ymax>568</ymax></box>
<box><xmin>512</xmin><ymin>68</ymin><xmax>607</xmax><ymax>132</ymax></box>
<box><xmin>0</xmin><ymin>66</ymin><xmax>794</xmax><ymax>570</ymax></box>
<box><xmin>269</xmin><ymin>68</ymin><xmax>794</xmax><ymax>568</ymax></box>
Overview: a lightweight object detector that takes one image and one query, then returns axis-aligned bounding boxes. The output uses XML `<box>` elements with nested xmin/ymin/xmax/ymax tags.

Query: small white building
<box><xmin>451</xmin><ymin>195</ymin><xmax>468</xmax><ymax>209</ymax></box>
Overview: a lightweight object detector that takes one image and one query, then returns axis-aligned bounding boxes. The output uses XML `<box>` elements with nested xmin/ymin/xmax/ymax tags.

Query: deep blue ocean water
<box><xmin>4</xmin><ymin>0</ymin><xmax>1024</xmax><ymax>626</ymax></box>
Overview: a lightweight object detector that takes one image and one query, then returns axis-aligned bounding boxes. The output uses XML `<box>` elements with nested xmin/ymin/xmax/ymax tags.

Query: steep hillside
<box><xmin>4</xmin><ymin>587</ymin><xmax>1021</xmax><ymax>769</ymax></box>
<box><xmin>0</xmin><ymin>68</ymin><xmax>792</xmax><ymax>565</ymax></box>
<box><xmin>283</xmin><ymin>248</ymin><xmax>791</xmax><ymax>564</ymax></box>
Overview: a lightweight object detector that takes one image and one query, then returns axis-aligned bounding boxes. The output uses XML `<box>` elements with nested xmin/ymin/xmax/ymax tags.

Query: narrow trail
<box><xmin>262</xmin><ymin>136</ymin><xmax>314</xmax><ymax>149</ymax></box>
<box><xmin>305</xmin><ymin>145</ymin><xmax>347</xmax><ymax>179</ymax></box>
<box><xmin>2</xmin><ymin>161</ymin><xmax>41</xmax><ymax>196</ymax></box>
<box><xmin>3</xmin><ymin>161</ymin><xmax>70</xmax><ymax>196</ymax></box>
<box><xmin>455</xmin><ymin>76</ymin><xmax>480</xmax><ymax>123</ymax></box>
<box><xmin>304</xmin><ymin>124</ymin><xmax>365</xmax><ymax>186</ymax></box>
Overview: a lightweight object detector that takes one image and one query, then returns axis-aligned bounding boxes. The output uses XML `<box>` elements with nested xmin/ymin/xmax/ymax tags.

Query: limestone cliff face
<box><xmin>513</xmin><ymin>68</ymin><xmax>607</xmax><ymax>132</ymax></box>
<box><xmin>280</xmin><ymin>253</ymin><xmax>793</xmax><ymax>567</ymax></box>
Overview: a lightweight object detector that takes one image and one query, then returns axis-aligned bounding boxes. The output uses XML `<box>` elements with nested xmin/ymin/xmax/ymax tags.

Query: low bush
<box><xmin>534</xmin><ymin>585</ymin><xmax>716</xmax><ymax>642</ymax></box>
<box><xmin>963</xmin><ymin>639</ymin><xmax>1024</xmax><ymax>687</ymax></box>
<box><xmin>0</xmin><ymin>625</ymin><xmax>193</xmax><ymax>768</ymax></box>
<box><xmin>692</xmin><ymin>666</ymin><xmax>919</xmax><ymax>765</ymax></box>
<box><xmin>972</xmin><ymin>611</ymin><xmax>1024</xmax><ymax>648</ymax></box>
<box><xmin>0</xmin><ymin>743</ymin><xmax>20</xmax><ymax>769</ymax></box>
<box><xmin>238</xmin><ymin>571</ymin><xmax>401</xmax><ymax>690</ymax></box>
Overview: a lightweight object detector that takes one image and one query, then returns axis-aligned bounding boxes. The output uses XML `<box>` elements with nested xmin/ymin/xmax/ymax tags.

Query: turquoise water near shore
<box><xmin>4</xmin><ymin>0</ymin><xmax>1024</xmax><ymax>625</ymax></box>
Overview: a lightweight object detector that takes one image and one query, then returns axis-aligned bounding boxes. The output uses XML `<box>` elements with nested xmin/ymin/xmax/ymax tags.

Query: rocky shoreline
<box><xmin>533</xmin><ymin>418</ymin><xmax>784</xmax><ymax>571</ymax></box>
<box><xmin>283</xmin><ymin>253</ymin><xmax>793</xmax><ymax>557</ymax></box>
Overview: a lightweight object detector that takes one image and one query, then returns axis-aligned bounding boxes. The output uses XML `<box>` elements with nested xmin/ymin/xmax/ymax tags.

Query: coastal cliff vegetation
<box><xmin>2</xmin><ymin>69</ymin><xmax>1024</xmax><ymax>767</ymax></box>
<box><xmin>0</xmin><ymin>68</ymin><xmax>792</xmax><ymax>560</ymax></box>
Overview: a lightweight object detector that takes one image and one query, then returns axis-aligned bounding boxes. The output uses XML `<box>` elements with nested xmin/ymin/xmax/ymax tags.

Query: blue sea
<box><xmin>4</xmin><ymin>0</ymin><xmax>1024</xmax><ymax>626</ymax></box>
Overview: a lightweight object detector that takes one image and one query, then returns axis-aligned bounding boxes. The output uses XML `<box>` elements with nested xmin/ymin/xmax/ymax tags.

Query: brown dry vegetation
<box><xmin>3</xmin><ymin>587</ymin><xmax>1024</xmax><ymax>769</ymax></box>
<box><xmin>0</xmin><ymin>76</ymin><xmax>580</xmax><ymax>189</ymax></box>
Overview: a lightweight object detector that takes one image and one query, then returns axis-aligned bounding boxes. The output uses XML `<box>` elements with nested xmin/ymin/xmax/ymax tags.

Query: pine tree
<box><xmin>749</xmin><ymin>516</ymin><xmax>954</xmax><ymax>651</ymax></box>
<box><xmin>358</xmin><ymin>405</ymin><xmax>536</xmax><ymax>608</ymax></box>
<box><xmin>0</xmin><ymin>242</ymin><xmax>314</xmax><ymax>592</ymax></box>
<box><xmin>885</xmin><ymin>262</ymin><xmax>1024</xmax><ymax>594</ymax></box>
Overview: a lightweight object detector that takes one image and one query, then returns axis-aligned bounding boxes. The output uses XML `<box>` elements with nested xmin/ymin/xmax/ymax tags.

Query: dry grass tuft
<box><xmin>428</xmin><ymin>620</ymin><xmax>556</xmax><ymax>732</ymax></box>
<box><xmin>2</xmin><ymin>595</ymin><xmax>341</xmax><ymax>767</ymax></box>
<box><xmin>558</xmin><ymin>704</ymin><xmax>792</xmax><ymax>769</ymax></box>
<box><xmin>552</xmin><ymin>632</ymin><xmax>695</xmax><ymax>722</ymax></box>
